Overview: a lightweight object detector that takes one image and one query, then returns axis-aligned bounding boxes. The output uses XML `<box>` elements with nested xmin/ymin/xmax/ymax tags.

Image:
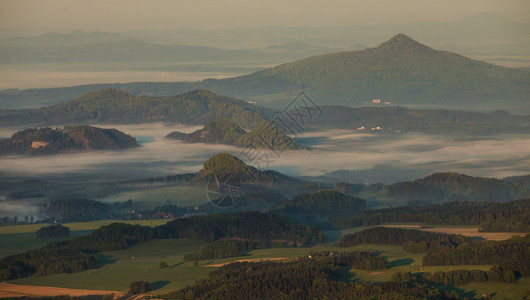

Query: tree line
<box><xmin>0</xmin><ymin>212</ymin><xmax>323</xmax><ymax>280</ymax></box>
<box><xmin>334</xmin><ymin>199</ymin><xmax>530</xmax><ymax>232</ymax></box>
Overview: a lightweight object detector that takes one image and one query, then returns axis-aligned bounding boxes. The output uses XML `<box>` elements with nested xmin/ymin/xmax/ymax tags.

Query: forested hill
<box><xmin>2</xmin><ymin>34</ymin><xmax>529</xmax><ymax>111</ymax></box>
<box><xmin>215</xmin><ymin>33</ymin><xmax>530</xmax><ymax>106</ymax></box>
<box><xmin>194</xmin><ymin>153</ymin><xmax>304</xmax><ymax>186</ymax></box>
<box><xmin>337</xmin><ymin>172</ymin><xmax>529</xmax><ymax>204</ymax></box>
<box><xmin>0</xmin><ymin>88</ymin><xmax>274</xmax><ymax>129</ymax></box>
<box><xmin>269</xmin><ymin>190</ymin><xmax>368</xmax><ymax>227</ymax></box>
<box><xmin>166</xmin><ymin>117</ymin><xmax>303</xmax><ymax>150</ymax></box>
<box><xmin>0</xmin><ymin>125</ymin><xmax>138</xmax><ymax>155</ymax></box>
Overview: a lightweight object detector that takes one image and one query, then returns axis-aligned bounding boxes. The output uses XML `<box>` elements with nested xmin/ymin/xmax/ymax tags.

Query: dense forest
<box><xmin>163</xmin><ymin>259</ymin><xmax>453</xmax><ymax>299</ymax></box>
<box><xmin>0</xmin><ymin>212</ymin><xmax>323</xmax><ymax>279</ymax></box>
<box><xmin>0</xmin><ymin>125</ymin><xmax>137</xmax><ymax>155</ymax></box>
<box><xmin>269</xmin><ymin>190</ymin><xmax>368</xmax><ymax>228</ymax></box>
<box><xmin>334</xmin><ymin>198</ymin><xmax>530</xmax><ymax>232</ymax></box>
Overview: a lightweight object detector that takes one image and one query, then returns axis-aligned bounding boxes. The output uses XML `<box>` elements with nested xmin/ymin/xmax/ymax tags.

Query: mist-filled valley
<box><xmin>1</xmin><ymin>2</ymin><xmax>530</xmax><ymax>299</ymax></box>
<box><xmin>1</xmin><ymin>122</ymin><xmax>529</xmax><ymax>219</ymax></box>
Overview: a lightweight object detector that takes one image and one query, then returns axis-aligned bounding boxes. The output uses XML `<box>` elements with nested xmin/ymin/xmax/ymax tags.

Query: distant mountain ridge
<box><xmin>1</xmin><ymin>88</ymin><xmax>529</xmax><ymax>134</ymax></box>
<box><xmin>1</xmin><ymin>34</ymin><xmax>528</xmax><ymax>111</ymax></box>
<box><xmin>337</xmin><ymin>172</ymin><xmax>529</xmax><ymax>205</ymax></box>
<box><xmin>0</xmin><ymin>125</ymin><xmax>138</xmax><ymax>155</ymax></box>
<box><xmin>0</xmin><ymin>88</ymin><xmax>274</xmax><ymax>128</ymax></box>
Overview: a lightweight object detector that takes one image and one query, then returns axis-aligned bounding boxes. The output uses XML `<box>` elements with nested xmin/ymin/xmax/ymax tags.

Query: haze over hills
<box><xmin>1</xmin><ymin>88</ymin><xmax>529</xmax><ymax>135</ymax></box>
<box><xmin>0</xmin><ymin>88</ymin><xmax>274</xmax><ymax>129</ymax></box>
<box><xmin>1</xmin><ymin>34</ymin><xmax>529</xmax><ymax>112</ymax></box>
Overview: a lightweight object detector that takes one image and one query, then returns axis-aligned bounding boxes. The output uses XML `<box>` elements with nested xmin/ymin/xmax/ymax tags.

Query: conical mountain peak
<box><xmin>377</xmin><ymin>33</ymin><xmax>433</xmax><ymax>53</ymax></box>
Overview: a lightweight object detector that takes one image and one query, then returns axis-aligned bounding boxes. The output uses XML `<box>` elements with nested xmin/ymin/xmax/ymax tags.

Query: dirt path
<box><xmin>204</xmin><ymin>257</ymin><xmax>288</xmax><ymax>267</ymax></box>
<box><xmin>0</xmin><ymin>282</ymin><xmax>125</xmax><ymax>298</ymax></box>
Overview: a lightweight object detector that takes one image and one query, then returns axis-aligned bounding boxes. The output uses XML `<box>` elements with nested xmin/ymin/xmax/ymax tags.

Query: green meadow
<box><xmin>2</xmin><ymin>224</ymin><xmax>529</xmax><ymax>299</ymax></box>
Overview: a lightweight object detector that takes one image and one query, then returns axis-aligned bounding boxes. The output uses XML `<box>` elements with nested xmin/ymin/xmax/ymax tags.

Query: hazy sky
<box><xmin>1</xmin><ymin>0</ymin><xmax>529</xmax><ymax>33</ymax></box>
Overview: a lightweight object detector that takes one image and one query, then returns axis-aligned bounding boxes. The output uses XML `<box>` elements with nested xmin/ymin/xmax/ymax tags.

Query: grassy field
<box><xmin>0</xmin><ymin>219</ymin><xmax>171</xmax><ymax>235</ymax></box>
<box><xmin>9</xmin><ymin>239</ymin><xmax>210</xmax><ymax>293</ymax></box>
<box><xmin>3</xmin><ymin>224</ymin><xmax>529</xmax><ymax>298</ymax></box>
<box><xmin>0</xmin><ymin>219</ymin><xmax>172</xmax><ymax>257</ymax></box>
<box><xmin>0</xmin><ymin>230</ymin><xmax>92</xmax><ymax>258</ymax></box>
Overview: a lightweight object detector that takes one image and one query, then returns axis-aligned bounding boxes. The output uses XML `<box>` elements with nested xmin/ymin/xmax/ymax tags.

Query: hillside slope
<box><xmin>2</xmin><ymin>34</ymin><xmax>528</xmax><ymax>111</ymax></box>
<box><xmin>0</xmin><ymin>89</ymin><xmax>274</xmax><ymax>128</ymax></box>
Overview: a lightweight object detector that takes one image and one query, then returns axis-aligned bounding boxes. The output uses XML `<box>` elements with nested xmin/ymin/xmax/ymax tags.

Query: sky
<box><xmin>0</xmin><ymin>0</ymin><xmax>529</xmax><ymax>33</ymax></box>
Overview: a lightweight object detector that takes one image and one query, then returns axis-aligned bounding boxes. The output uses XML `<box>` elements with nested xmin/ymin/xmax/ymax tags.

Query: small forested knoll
<box><xmin>0</xmin><ymin>125</ymin><xmax>138</xmax><ymax>155</ymax></box>
<box><xmin>0</xmin><ymin>88</ymin><xmax>273</xmax><ymax>129</ymax></box>
<box><xmin>35</xmin><ymin>224</ymin><xmax>70</xmax><ymax>238</ymax></box>
<box><xmin>163</xmin><ymin>259</ymin><xmax>452</xmax><ymax>300</ymax></box>
<box><xmin>337</xmin><ymin>227</ymin><xmax>471</xmax><ymax>253</ymax></box>
<box><xmin>269</xmin><ymin>190</ymin><xmax>368</xmax><ymax>228</ymax></box>
<box><xmin>337</xmin><ymin>172</ymin><xmax>529</xmax><ymax>205</ymax></box>
<box><xmin>193</xmin><ymin>153</ymin><xmax>320</xmax><ymax>190</ymax></box>
<box><xmin>0</xmin><ymin>212</ymin><xmax>323</xmax><ymax>279</ymax></box>
<box><xmin>166</xmin><ymin>117</ymin><xmax>246</xmax><ymax>144</ymax></box>
<box><xmin>166</xmin><ymin>117</ymin><xmax>303</xmax><ymax>151</ymax></box>
<box><xmin>334</xmin><ymin>198</ymin><xmax>530</xmax><ymax>232</ymax></box>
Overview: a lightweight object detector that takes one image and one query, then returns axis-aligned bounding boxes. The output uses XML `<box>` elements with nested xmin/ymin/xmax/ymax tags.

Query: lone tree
<box><xmin>36</xmin><ymin>224</ymin><xmax>70</xmax><ymax>238</ymax></box>
<box><xmin>129</xmin><ymin>280</ymin><xmax>151</xmax><ymax>294</ymax></box>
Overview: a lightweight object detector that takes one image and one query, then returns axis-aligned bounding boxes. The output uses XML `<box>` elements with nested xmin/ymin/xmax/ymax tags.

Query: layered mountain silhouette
<box><xmin>2</xmin><ymin>34</ymin><xmax>528</xmax><ymax>110</ymax></box>
<box><xmin>0</xmin><ymin>89</ymin><xmax>274</xmax><ymax>128</ymax></box>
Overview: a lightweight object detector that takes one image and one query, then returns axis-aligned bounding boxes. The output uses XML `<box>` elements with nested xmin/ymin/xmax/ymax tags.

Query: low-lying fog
<box><xmin>1</xmin><ymin>123</ymin><xmax>529</xmax><ymax>218</ymax></box>
<box><xmin>0</xmin><ymin>123</ymin><xmax>529</xmax><ymax>181</ymax></box>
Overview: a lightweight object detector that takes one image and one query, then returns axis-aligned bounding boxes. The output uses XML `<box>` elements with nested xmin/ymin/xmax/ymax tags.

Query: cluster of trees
<box><xmin>46</xmin><ymin>199</ymin><xmax>112</xmax><ymax>222</ymax></box>
<box><xmin>269</xmin><ymin>190</ymin><xmax>367</xmax><ymax>228</ymax></box>
<box><xmin>161</xmin><ymin>211</ymin><xmax>323</xmax><ymax>245</ymax></box>
<box><xmin>305</xmin><ymin>251</ymin><xmax>389</xmax><ymax>271</ymax></box>
<box><xmin>36</xmin><ymin>224</ymin><xmax>70</xmax><ymax>238</ymax></box>
<box><xmin>334</xmin><ymin>199</ymin><xmax>530</xmax><ymax>232</ymax></box>
<box><xmin>0</xmin><ymin>243</ymin><xmax>97</xmax><ymax>279</ymax></box>
<box><xmin>163</xmin><ymin>259</ymin><xmax>452</xmax><ymax>299</ymax></box>
<box><xmin>185</xmin><ymin>239</ymin><xmax>292</xmax><ymax>261</ymax></box>
<box><xmin>423</xmin><ymin>235</ymin><xmax>530</xmax><ymax>277</ymax></box>
<box><xmin>0</xmin><ymin>223</ymin><xmax>157</xmax><ymax>280</ymax></box>
<box><xmin>337</xmin><ymin>227</ymin><xmax>470</xmax><ymax>253</ymax></box>
<box><xmin>129</xmin><ymin>280</ymin><xmax>151</xmax><ymax>294</ymax></box>
<box><xmin>338</xmin><ymin>227</ymin><xmax>529</xmax><ymax>283</ymax></box>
